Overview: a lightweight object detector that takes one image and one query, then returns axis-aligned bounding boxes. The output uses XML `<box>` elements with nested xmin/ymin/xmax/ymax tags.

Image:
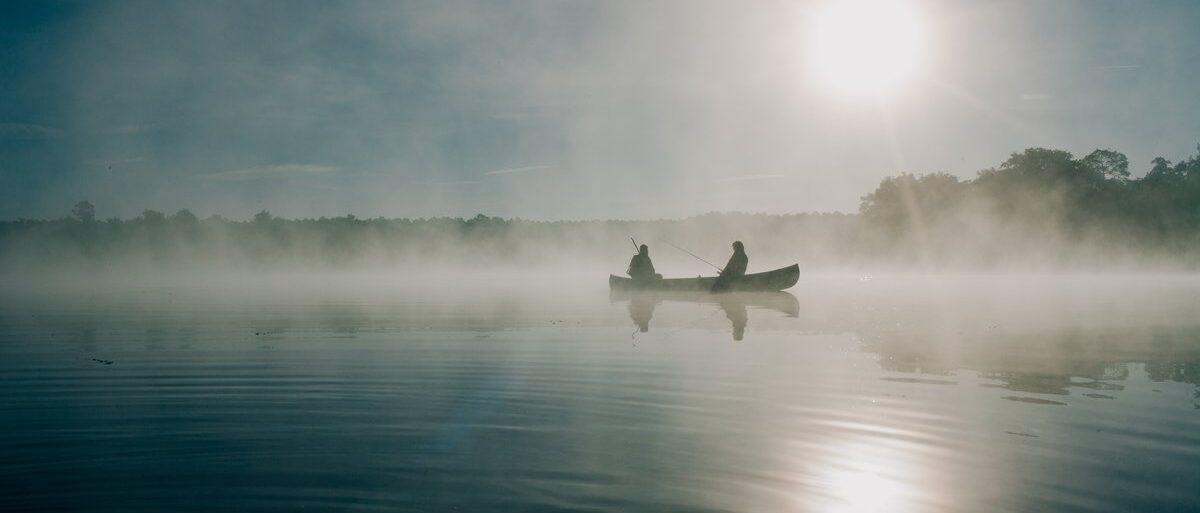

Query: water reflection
<box><xmin>3</xmin><ymin>277</ymin><xmax>1200</xmax><ymax>512</ymax></box>
<box><xmin>810</xmin><ymin>437</ymin><xmax>923</xmax><ymax>513</ymax></box>
<box><xmin>612</xmin><ymin>290</ymin><xmax>798</xmax><ymax>340</ymax></box>
<box><xmin>857</xmin><ymin>322</ymin><xmax>1200</xmax><ymax>408</ymax></box>
<box><xmin>719</xmin><ymin>296</ymin><xmax>748</xmax><ymax>340</ymax></box>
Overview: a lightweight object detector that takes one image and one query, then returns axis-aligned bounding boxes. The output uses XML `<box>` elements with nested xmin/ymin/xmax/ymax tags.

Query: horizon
<box><xmin>5</xmin><ymin>4</ymin><xmax>1200</xmax><ymax>512</ymax></box>
<box><xmin>3</xmin><ymin>139</ymin><xmax>1196</xmax><ymax>223</ymax></box>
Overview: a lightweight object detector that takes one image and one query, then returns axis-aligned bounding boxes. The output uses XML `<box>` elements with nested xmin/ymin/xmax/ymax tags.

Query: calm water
<box><xmin>2</xmin><ymin>275</ymin><xmax>1199</xmax><ymax>512</ymax></box>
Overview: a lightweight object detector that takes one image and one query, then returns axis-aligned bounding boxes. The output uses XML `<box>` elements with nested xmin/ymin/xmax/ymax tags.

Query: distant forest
<box><xmin>3</xmin><ymin>145</ymin><xmax>1199</xmax><ymax>272</ymax></box>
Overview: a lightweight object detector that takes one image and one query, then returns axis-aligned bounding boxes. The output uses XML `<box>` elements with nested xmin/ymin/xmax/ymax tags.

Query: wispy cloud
<box><xmin>90</xmin><ymin>156</ymin><xmax>146</xmax><ymax>168</ymax></box>
<box><xmin>715</xmin><ymin>174</ymin><xmax>785</xmax><ymax>183</ymax></box>
<box><xmin>98</xmin><ymin>123</ymin><xmax>159</xmax><ymax>135</ymax></box>
<box><xmin>0</xmin><ymin>122</ymin><xmax>63</xmax><ymax>140</ymax></box>
<box><xmin>1020</xmin><ymin>92</ymin><xmax>1052</xmax><ymax>101</ymax></box>
<box><xmin>485</xmin><ymin>165</ymin><xmax>553</xmax><ymax>176</ymax></box>
<box><xmin>1100</xmin><ymin>64</ymin><xmax>1140</xmax><ymax>70</ymax></box>
<box><xmin>207</xmin><ymin>164</ymin><xmax>340</xmax><ymax>181</ymax></box>
<box><xmin>491</xmin><ymin>112</ymin><xmax>539</xmax><ymax>121</ymax></box>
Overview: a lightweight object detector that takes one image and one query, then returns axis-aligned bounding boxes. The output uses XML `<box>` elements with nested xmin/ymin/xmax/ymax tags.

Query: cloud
<box><xmin>207</xmin><ymin>164</ymin><xmax>340</xmax><ymax>181</ymax></box>
<box><xmin>485</xmin><ymin>165</ymin><xmax>553</xmax><ymax>176</ymax></box>
<box><xmin>1020</xmin><ymin>93</ymin><xmax>1052</xmax><ymax>101</ymax></box>
<box><xmin>0</xmin><ymin>122</ymin><xmax>63</xmax><ymax>140</ymax></box>
<box><xmin>491</xmin><ymin>112</ymin><xmax>539</xmax><ymax>121</ymax></box>
<box><xmin>90</xmin><ymin>156</ymin><xmax>146</xmax><ymax>168</ymax></box>
<box><xmin>714</xmin><ymin>174</ymin><xmax>785</xmax><ymax>183</ymax></box>
<box><xmin>97</xmin><ymin>123</ymin><xmax>159</xmax><ymax>135</ymax></box>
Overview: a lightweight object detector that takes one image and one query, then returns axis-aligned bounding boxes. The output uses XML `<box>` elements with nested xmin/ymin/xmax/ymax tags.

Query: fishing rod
<box><xmin>664</xmin><ymin>241</ymin><xmax>723</xmax><ymax>273</ymax></box>
<box><xmin>630</xmin><ymin>237</ymin><xmax>640</xmax><ymax>253</ymax></box>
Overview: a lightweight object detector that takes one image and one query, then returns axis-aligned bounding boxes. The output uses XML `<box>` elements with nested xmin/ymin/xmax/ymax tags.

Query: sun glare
<box><xmin>807</xmin><ymin>438</ymin><xmax>922</xmax><ymax>513</ymax></box>
<box><xmin>809</xmin><ymin>0</ymin><xmax>924</xmax><ymax>96</ymax></box>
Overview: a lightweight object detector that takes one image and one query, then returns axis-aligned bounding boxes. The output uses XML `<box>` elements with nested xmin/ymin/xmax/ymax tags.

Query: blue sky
<box><xmin>1</xmin><ymin>0</ymin><xmax>1198</xmax><ymax>220</ymax></box>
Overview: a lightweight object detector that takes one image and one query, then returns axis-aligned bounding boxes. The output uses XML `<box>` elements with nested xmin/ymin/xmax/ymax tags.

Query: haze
<box><xmin>3</xmin><ymin>0</ymin><xmax>1199</xmax><ymax>220</ymax></box>
<box><xmin>4</xmin><ymin>4</ymin><xmax>1200</xmax><ymax>511</ymax></box>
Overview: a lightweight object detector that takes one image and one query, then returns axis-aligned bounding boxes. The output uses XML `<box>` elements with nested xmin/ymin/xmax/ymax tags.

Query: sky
<box><xmin>1</xmin><ymin>0</ymin><xmax>1198</xmax><ymax>220</ymax></box>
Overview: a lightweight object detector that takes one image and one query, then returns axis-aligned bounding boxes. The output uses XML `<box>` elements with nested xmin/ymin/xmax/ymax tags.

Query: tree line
<box><xmin>2</xmin><ymin>144</ymin><xmax>1198</xmax><ymax>271</ymax></box>
<box><xmin>858</xmin><ymin>145</ymin><xmax>1200</xmax><ymax>267</ymax></box>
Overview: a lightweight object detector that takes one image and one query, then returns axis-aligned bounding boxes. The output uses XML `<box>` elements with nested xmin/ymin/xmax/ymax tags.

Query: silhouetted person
<box><xmin>627</xmin><ymin>244</ymin><xmax>661</xmax><ymax>281</ymax></box>
<box><xmin>712</xmin><ymin>241</ymin><xmax>748</xmax><ymax>292</ymax></box>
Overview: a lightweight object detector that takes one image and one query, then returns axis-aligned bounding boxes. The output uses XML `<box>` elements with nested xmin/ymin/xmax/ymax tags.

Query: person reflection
<box><xmin>624</xmin><ymin>293</ymin><xmax>751</xmax><ymax>341</ymax></box>
<box><xmin>628</xmin><ymin>294</ymin><xmax>658</xmax><ymax>332</ymax></box>
<box><xmin>719</xmin><ymin>296</ymin><xmax>749</xmax><ymax>341</ymax></box>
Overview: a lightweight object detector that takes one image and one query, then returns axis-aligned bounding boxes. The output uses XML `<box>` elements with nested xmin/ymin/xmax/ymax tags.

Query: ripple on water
<box><xmin>2</xmin><ymin>282</ymin><xmax>1200</xmax><ymax>512</ymax></box>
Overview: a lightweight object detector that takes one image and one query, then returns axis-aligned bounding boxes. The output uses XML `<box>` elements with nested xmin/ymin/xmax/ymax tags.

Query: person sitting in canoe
<box><xmin>712</xmin><ymin>241</ymin><xmax>748</xmax><ymax>292</ymax></box>
<box><xmin>627</xmin><ymin>244</ymin><xmax>662</xmax><ymax>281</ymax></box>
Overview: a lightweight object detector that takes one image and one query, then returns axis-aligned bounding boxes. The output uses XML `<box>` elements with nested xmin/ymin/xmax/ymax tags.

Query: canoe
<box><xmin>609</xmin><ymin>264</ymin><xmax>799</xmax><ymax>292</ymax></box>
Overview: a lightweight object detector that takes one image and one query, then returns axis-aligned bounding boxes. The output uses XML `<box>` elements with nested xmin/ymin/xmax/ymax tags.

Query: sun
<box><xmin>809</xmin><ymin>0</ymin><xmax>925</xmax><ymax>96</ymax></box>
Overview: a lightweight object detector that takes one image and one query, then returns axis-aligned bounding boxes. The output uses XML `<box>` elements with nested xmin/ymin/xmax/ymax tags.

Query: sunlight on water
<box><xmin>812</xmin><ymin>439</ymin><xmax>918</xmax><ymax>513</ymax></box>
<box><xmin>1</xmin><ymin>275</ymin><xmax>1199</xmax><ymax>512</ymax></box>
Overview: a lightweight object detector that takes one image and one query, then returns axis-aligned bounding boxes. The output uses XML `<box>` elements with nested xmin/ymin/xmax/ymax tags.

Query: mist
<box><xmin>7</xmin><ymin>3</ymin><xmax>1200</xmax><ymax>510</ymax></box>
<box><xmin>4</xmin><ymin>1</ymin><xmax>1200</xmax><ymax>222</ymax></box>
<box><xmin>4</xmin><ymin>141</ymin><xmax>1200</xmax><ymax>283</ymax></box>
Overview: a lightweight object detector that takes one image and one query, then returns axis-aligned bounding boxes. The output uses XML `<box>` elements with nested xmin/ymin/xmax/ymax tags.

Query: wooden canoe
<box><xmin>609</xmin><ymin>264</ymin><xmax>799</xmax><ymax>292</ymax></box>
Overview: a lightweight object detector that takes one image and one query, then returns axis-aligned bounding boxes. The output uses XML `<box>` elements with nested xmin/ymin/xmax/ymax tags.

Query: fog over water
<box><xmin>4</xmin><ymin>1</ymin><xmax>1200</xmax><ymax>511</ymax></box>
<box><xmin>3</xmin><ymin>275</ymin><xmax>1199</xmax><ymax>512</ymax></box>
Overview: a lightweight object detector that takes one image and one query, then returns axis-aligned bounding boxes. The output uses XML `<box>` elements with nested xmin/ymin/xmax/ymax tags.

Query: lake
<box><xmin>2</xmin><ymin>274</ymin><xmax>1199</xmax><ymax>512</ymax></box>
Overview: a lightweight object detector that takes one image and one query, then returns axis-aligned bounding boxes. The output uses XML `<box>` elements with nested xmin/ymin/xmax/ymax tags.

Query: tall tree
<box><xmin>1082</xmin><ymin>149</ymin><xmax>1130</xmax><ymax>182</ymax></box>
<box><xmin>71</xmin><ymin>201</ymin><xmax>95</xmax><ymax>223</ymax></box>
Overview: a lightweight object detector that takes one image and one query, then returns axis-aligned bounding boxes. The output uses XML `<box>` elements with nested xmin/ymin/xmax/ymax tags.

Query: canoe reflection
<box><xmin>612</xmin><ymin>290</ymin><xmax>799</xmax><ymax>341</ymax></box>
